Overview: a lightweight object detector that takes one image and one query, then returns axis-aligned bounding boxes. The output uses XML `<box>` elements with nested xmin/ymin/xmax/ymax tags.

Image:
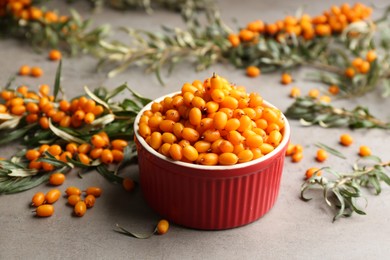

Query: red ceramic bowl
<box><xmin>134</xmin><ymin>93</ymin><xmax>290</xmax><ymax>230</ymax></box>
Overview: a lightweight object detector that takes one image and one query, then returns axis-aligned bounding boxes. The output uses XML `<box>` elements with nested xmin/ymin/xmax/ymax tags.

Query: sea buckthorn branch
<box><xmin>76</xmin><ymin>0</ymin><xmax>215</xmax><ymax>14</ymax></box>
<box><xmin>301</xmin><ymin>157</ymin><xmax>390</xmax><ymax>222</ymax></box>
<box><xmin>0</xmin><ymin>65</ymin><xmax>151</xmax><ymax>194</ymax></box>
<box><xmin>96</xmin><ymin>4</ymin><xmax>231</xmax><ymax>84</ymax></box>
<box><xmin>0</xmin><ymin>0</ymin><xmax>108</xmax><ymax>54</ymax></box>
<box><xmin>285</xmin><ymin>96</ymin><xmax>390</xmax><ymax>129</ymax></box>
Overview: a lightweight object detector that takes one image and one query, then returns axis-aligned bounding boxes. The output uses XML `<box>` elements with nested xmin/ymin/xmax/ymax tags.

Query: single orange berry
<box><xmin>30</xmin><ymin>67</ymin><xmax>43</xmax><ymax>77</ymax></box>
<box><xmin>31</xmin><ymin>192</ymin><xmax>45</xmax><ymax>207</ymax></box>
<box><xmin>66</xmin><ymin>186</ymin><xmax>81</xmax><ymax>196</ymax></box>
<box><xmin>156</xmin><ymin>219</ymin><xmax>169</xmax><ymax>235</ymax></box>
<box><xmin>122</xmin><ymin>178</ymin><xmax>135</xmax><ymax>192</ymax></box>
<box><xmin>74</xmin><ymin>201</ymin><xmax>87</xmax><ymax>217</ymax></box>
<box><xmin>305</xmin><ymin>167</ymin><xmax>322</xmax><ymax>179</ymax></box>
<box><xmin>328</xmin><ymin>85</ymin><xmax>340</xmax><ymax>95</ymax></box>
<box><xmin>359</xmin><ymin>145</ymin><xmax>372</xmax><ymax>157</ymax></box>
<box><xmin>281</xmin><ymin>73</ymin><xmax>292</xmax><ymax>85</ymax></box>
<box><xmin>340</xmin><ymin>133</ymin><xmax>353</xmax><ymax>146</ymax></box>
<box><xmin>67</xmin><ymin>194</ymin><xmax>81</xmax><ymax>206</ymax></box>
<box><xmin>45</xmin><ymin>189</ymin><xmax>61</xmax><ymax>204</ymax></box>
<box><xmin>84</xmin><ymin>194</ymin><xmax>96</xmax><ymax>208</ymax></box>
<box><xmin>48</xmin><ymin>49</ymin><xmax>62</xmax><ymax>61</ymax></box>
<box><xmin>246</xmin><ymin>66</ymin><xmax>261</xmax><ymax>78</ymax></box>
<box><xmin>345</xmin><ymin>67</ymin><xmax>355</xmax><ymax>78</ymax></box>
<box><xmin>35</xmin><ymin>204</ymin><xmax>54</xmax><ymax>217</ymax></box>
<box><xmin>85</xmin><ymin>186</ymin><xmax>102</xmax><ymax>197</ymax></box>
<box><xmin>19</xmin><ymin>65</ymin><xmax>31</xmax><ymax>76</ymax></box>
<box><xmin>366</xmin><ymin>50</ymin><xmax>377</xmax><ymax>62</ymax></box>
<box><xmin>316</xmin><ymin>149</ymin><xmax>328</xmax><ymax>162</ymax></box>
<box><xmin>49</xmin><ymin>172</ymin><xmax>66</xmax><ymax>186</ymax></box>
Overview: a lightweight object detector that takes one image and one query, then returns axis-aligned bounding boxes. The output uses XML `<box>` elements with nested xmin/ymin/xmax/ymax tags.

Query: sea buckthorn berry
<box><xmin>340</xmin><ymin>133</ymin><xmax>353</xmax><ymax>146</ymax></box>
<box><xmin>11</xmin><ymin>105</ymin><xmax>26</xmax><ymax>115</ymax></box>
<box><xmin>42</xmin><ymin>162</ymin><xmax>55</xmax><ymax>171</ymax></box>
<box><xmin>90</xmin><ymin>148</ymin><xmax>103</xmax><ymax>159</ymax></box>
<box><xmin>45</xmin><ymin>189</ymin><xmax>61</xmax><ymax>204</ymax></box>
<box><xmin>181</xmin><ymin>127</ymin><xmax>200</xmax><ymax>143</ymax></box>
<box><xmin>199</xmin><ymin>153</ymin><xmax>219</xmax><ymax>165</ymax></box>
<box><xmin>228</xmin><ymin>33</ymin><xmax>240</xmax><ymax>47</ymax></box>
<box><xmin>84</xmin><ymin>112</ymin><xmax>95</xmax><ymax>124</ymax></box>
<box><xmin>359</xmin><ymin>145</ymin><xmax>371</xmax><ymax>157</ymax></box>
<box><xmin>281</xmin><ymin>73</ymin><xmax>292</xmax><ymax>85</ymax></box>
<box><xmin>246</xmin><ymin>66</ymin><xmax>261</xmax><ymax>78</ymax></box>
<box><xmin>26</xmin><ymin>102</ymin><xmax>39</xmax><ymax>113</ymax></box>
<box><xmin>19</xmin><ymin>65</ymin><xmax>31</xmax><ymax>76</ymax></box>
<box><xmin>85</xmin><ymin>187</ymin><xmax>102</xmax><ymax>197</ymax></box>
<box><xmin>211</xmin><ymin>89</ymin><xmax>225</xmax><ymax>103</ymax></box>
<box><xmin>260</xmin><ymin>143</ymin><xmax>274</xmax><ymax>155</ymax></box>
<box><xmin>39</xmin><ymin>84</ymin><xmax>50</xmax><ymax>97</ymax></box>
<box><xmin>237</xmin><ymin>150</ymin><xmax>254</xmax><ymax>163</ymax></box>
<box><xmin>112</xmin><ymin>150</ymin><xmax>124</xmax><ymax>162</ymax></box>
<box><xmin>218</xmin><ymin>153</ymin><xmax>238</xmax><ymax>165</ymax></box>
<box><xmin>35</xmin><ymin>205</ymin><xmax>54</xmax><ymax>217</ymax></box>
<box><xmin>48</xmin><ymin>144</ymin><xmax>62</xmax><ymax>156</ymax></box>
<box><xmin>68</xmin><ymin>195</ymin><xmax>81</xmax><ymax>206</ymax></box>
<box><xmin>84</xmin><ymin>194</ymin><xmax>96</xmax><ymax>208</ymax></box>
<box><xmin>169</xmin><ymin>143</ymin><xmax>183</xmax><ymax>161</ymax></box>
<box><xmin>49</xmin><ymin>172</ymin><xmax>65</xmax><ymax>186</ymax></box>
<box><xmin>66</xmin><ymin>143</ymin><xmax>78</xmax><ymax>154</ymax></box>
<box><xmin>358</xmin><ymin>61</ymin><xmax>370</xmax><ymax>74</ymax></box>
<box><xmin>328</xmin><ymin>85</ymin><xmax>340</xmax><ymax>95</ymax></box>
<box><xmin>366</xmin><ymin>50</ymin><xmax>377</xmax><ymax>62</ymax></box>
<box><xmin>91</xmin><ymin>134</ymin><xmax>107</xmax><ymax>148</ymax></box>
<box><xmin>74</xmin><ymin>201</ymin><xmax>87</xmax><ymax>217</ymax></box>
<box><xmin>101</xmin><ymin>149</ymin><xmax>114</xmax><ymax>164</ymax></box>
<box><xmin>78</xmin><ymin>143</ymin><xmax>91</xmax><ymax>154</ymax></box>
<box><xmin>25</xmin><ymin>149</ymin><xmax>41</xmax><ymax>161</ymax></box>
<box><xmin>139</xmin><ymin>123</ymin><xmax>151</xmax><ymax>138</ymax></box>
<box><xmin>294</xmin><ymin>144</ymin><xmax>303</xmax><ymax>154</ymax></box>
<box><xmin>78</xmin><ymin>153</ymin><xmax>91</xmax><ymax>165</ymax></box>
<box><xmin>316</xmin><ymin>149</ymin><xmax>328</xmax><ymax>162</ymax></box>
<box><xmin>305</xmin><ymin>167</ymin><xmax>322</xmax><ymax>179</ymax></box>
<box><xmin>31</xmin><ymin>192</ymin><xmax>45</xmax><ymax>207</ymax></box>
<box><xmin>59</xmin><ymin>151</ymin><xmax>72</xmax><ymax>162</ymax></box>
<box><xmin>213</xmin><ymin>111</ymin><xmax>228</xmax><ymax>130</ymax></box>
<box><xmin>162</xmin><ymin>132</ymin><xmax>177</xmax><ymax>144</ymax></box>
<box><xmin>267</xmin><ymin>130</ymin><xmax>282</xmax><ymax>147</ymax></box>
<box><xmin>159</xmin><ymin>143</ymin><xmax>172</xmax><ymax>156</ymax></box>
<box><xmin>290</xmin><ymin>87</ymin><xmax>301</xmax><ymax>98</ymax></box>
<box><xmin>122</xmin><ymin>178</ymin><xmax>135</xmax><ymax>192</ymax></box>
<box><xmin>246</xmin><ymin>134</ymin><xmax>264</xmax><ymax>148</ymax></box>
<box><xmin>182</xmin><ymin>145</ymin><xmax>199</xmax><ymax>161</ymax></box>
<box><xmin>308</xmin><ymin>89</ymin><xmax>320</xmax><ymax>98</ymax></box>
<box><xmin>345</xmin><ymin>67</ymin><xmax>355</xmax><ymax>78</ymax></box>
<box><xmin>66</xmin><ymin>186</ymin><xmax>81</xmax><ymax>196</ymax></box>
<box><xmin>30</xmin><ymin>66</ymin><xmax>43</xmax><ymax>77</ymax></box>
<box><xmin>189</xmin><ymin>107</ymin><xmax>202</xmax><ymax>126</ymax></box>
<box><xmin>150</xmin><ymin>132</ymin><xmax>163</xmax><ymax>150</ymax></box>
<box><xmin>156</xmin><ymin>219</ymin><xmax>169</xmax><ymax>235</ymax></box>
<box><xmin>159</xmin><ymin>120</ymin><xmax>175</xmax><ymax>133</ymax></box>
<box><xmin>292</xmin><ymin>152</ymin><xmax>303</xmax><ymax>163</ymax></box>
<box><xmin>49</xmin><ymin>49</ymin><xmax>62</xmax><ymax>61</ymax></box>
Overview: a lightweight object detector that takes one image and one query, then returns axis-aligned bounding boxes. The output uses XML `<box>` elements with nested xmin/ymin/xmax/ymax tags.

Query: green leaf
<box><xmin>53</xmin><ymin>59</ymin><xmax>62</xmax><ymax>101</ymax></box>
<box><xmin>333</xmin><ymin>190</ymin><xmax>346</xmax><ymax>222</ymax></box>
<box><xmin>49</xmin><ymin>119</ymin><xmax>86</xmax><ymax>144</ymax></box>
<box><xmin>96</xmin><ymin>164</ymin><xmax>123</xmax><ymax>183</ymax></box>
<box><xmin>0</xmin><ymin>123</ymin><xmax>36</xmax><ymax>145</ymax></box>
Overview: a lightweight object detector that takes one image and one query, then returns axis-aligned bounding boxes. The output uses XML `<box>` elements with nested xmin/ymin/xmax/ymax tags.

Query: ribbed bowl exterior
<box><xmin>134</xmin><ymin>93</ymin><xmax>290</xmax><ymax>230</ymax></box>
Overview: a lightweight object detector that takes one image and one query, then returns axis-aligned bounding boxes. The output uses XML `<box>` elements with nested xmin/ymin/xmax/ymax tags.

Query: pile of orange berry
<box><xmin>345</xmin><ymin>50</ymin><xmax>377</xmax><ymax>78</ymax></box>
<box><xmin>228</xmin><ymin>3</ymin><xmax>373</xmax><ymax>48</ymax></box>
<box><xmin>24</xmin><ymin>132</ymin><xmax>128</xmax><ymax>171</ymax></box>
<box><xmin>0</xmin><ymin>0</ymin><xmax>68</xmax><ymax>24</ymax></box>
<box><xmin>32</xmin><ymin>185</ymin><xmax>102</xmax><ymax>218</ymax></box>
<box><xmin>138</xmin><ymin>73</ymin><xmax>286</xmax><ymax>166</ymax></box>
<box><xmin>304</xmin><ymin>133</ymin><xmax>373</xmax><ymax>180</ymax></box>
<box><xmin>0</xmin><ymin>84</ymin><xmax>105</xmax><ymax>128</ymax></box>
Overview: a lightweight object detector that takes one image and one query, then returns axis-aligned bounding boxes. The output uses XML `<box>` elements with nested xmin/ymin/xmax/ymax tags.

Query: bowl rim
<box><xmin>134</xmin><ymin>92</ymin><xmax>290</xmax><ymax>170</ymax></box>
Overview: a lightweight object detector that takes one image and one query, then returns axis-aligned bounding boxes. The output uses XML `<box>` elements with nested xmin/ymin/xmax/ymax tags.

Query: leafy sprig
<box><xmin>285</xmin><ymin>96</ymin><xmax>390</xmax><ymax>129</ymax></box>
<box><xmin>301</xmin><ymin>156</ymin><xmax>390</xmax><ymax>222</ymax></box>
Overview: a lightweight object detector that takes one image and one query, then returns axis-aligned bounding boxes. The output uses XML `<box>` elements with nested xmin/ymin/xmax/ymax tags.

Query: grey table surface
<box><xmin>1</xmin><ymin>0</ymin><xmax>389</xmax><ymax>259</ymax></box>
